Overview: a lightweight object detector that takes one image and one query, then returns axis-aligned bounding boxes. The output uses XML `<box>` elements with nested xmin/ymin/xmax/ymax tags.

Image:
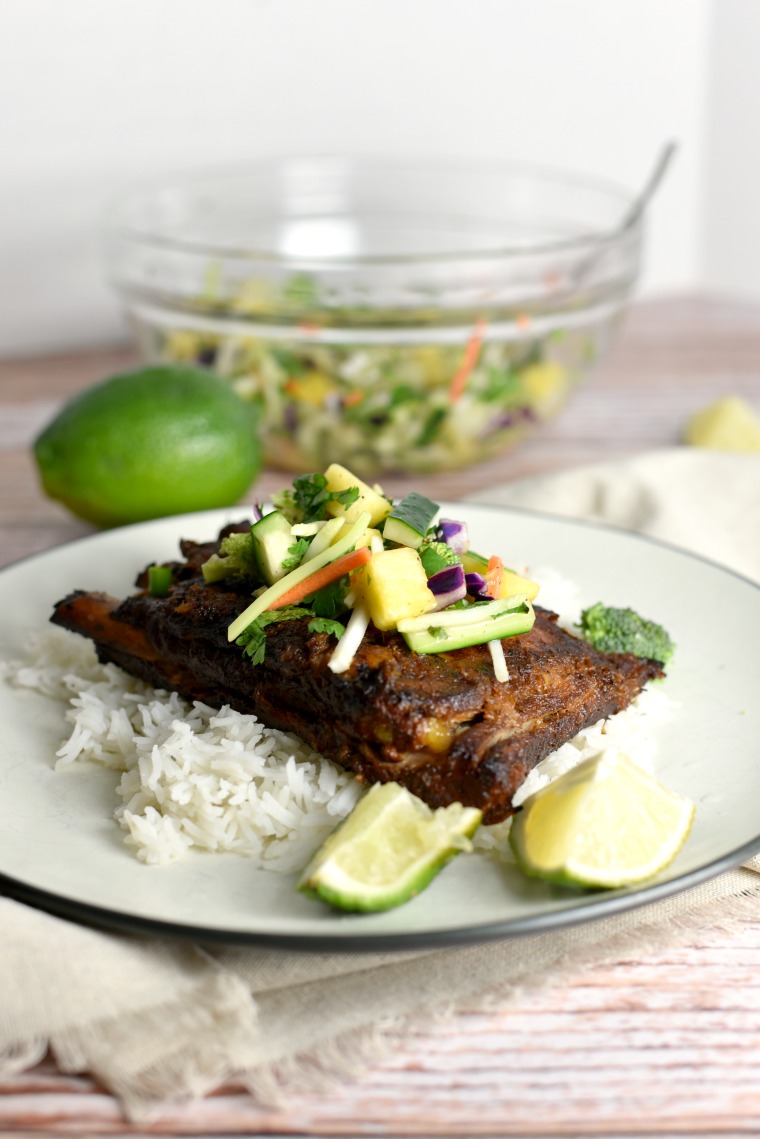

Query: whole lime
<box><xmin>34</xmin><ymin>366</ymin><xmax>261</xmax><ymax>527</ymax></box>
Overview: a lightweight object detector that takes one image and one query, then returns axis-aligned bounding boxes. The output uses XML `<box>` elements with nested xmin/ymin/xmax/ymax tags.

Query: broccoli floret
<box><xmin>418</xmin><ymin>540</ymin><xmax>462</xmax><ymax>577</ymax></box>
<box><xmin>579</xmin><ymin>602</ymin><xmax>675</xmax><ymax>665</ymax></box>
<box><xmin>201</xmin><ymin>530</ymin><xmax>260</xmax><ymax>584</ymax></box>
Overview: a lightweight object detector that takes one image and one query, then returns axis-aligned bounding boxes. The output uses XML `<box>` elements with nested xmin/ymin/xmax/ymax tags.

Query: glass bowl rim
<box><xmin>105</xmin><ymin>155</ymin><xmax>642</xmax><ymax>268</ymax></box>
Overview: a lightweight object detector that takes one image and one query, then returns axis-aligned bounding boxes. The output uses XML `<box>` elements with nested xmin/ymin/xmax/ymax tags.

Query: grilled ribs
<box><xmin>51</xmin><ymin>525</ymin><xmax>664</xmax><ymax>824</ymax></box>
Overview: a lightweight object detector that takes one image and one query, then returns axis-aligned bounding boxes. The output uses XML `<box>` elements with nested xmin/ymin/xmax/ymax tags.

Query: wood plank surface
<box><xmin>1</xmin><ymin>293</ymin><xmax>760</xmax><ymax>1138</ymax></box>
<box><xmin>3</xmin><ymin>922</ymin><xmax>760</xmax><ymax>1137</ymax></box>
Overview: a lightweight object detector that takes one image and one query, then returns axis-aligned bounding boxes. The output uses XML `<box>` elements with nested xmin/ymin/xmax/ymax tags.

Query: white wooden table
<box><xmin>2</xmin><ymin>294</ymin><xmax>760</xmax><ymax>1137</ymax></box>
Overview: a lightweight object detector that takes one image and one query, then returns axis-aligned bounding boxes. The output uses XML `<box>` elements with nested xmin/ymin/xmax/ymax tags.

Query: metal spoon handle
<box><xmin>618</xmin><ymin>140</ymin><xmax>677</xmax><ymax>234</ymax></box>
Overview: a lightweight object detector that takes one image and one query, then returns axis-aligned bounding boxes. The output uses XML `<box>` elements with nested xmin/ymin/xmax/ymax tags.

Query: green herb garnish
<box><xmin>236</xmin><ymin>606</ymin><xmax>311</xmax><ymax>665</ymax></box>
<box><xmin>309</xmin><ymin>577</ymin><xmax>349</xmax><ymax>619</ymax></box>
<box><xmin>308</xmin><ymin>617</ymin><xmax>346</xmax><ymax>638</ymax></box>
<box><xmin>282</xmin><ymin>537</ymin><xmax>311</xmax><ymax>572</ymax></box>
<box><xmin>275</xmin><ymin>473</ymin><xmax>360</xmax><ymax>523</ymax></box>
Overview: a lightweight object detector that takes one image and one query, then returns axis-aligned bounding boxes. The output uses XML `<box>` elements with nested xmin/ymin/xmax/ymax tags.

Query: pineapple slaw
<box><xmin>149</xmin><ymin>308</ymin><xmax>583</xmax><ymax>477</ymax></box>
<box><xmin>190</xmin><ymin>464</ymin><xmax>539</xmax><ymax>680</ymax></box>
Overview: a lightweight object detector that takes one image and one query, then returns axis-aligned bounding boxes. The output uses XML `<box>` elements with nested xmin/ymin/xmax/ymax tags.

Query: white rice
<box><xmin>1</xmin><ymin>628</ymin><xmax>362</xmax><ymax>871</ymax></box>
<box><xmin>1</xmin><ymin>568</ymin><xmax>674</xmax><ymax>871</ymax></box>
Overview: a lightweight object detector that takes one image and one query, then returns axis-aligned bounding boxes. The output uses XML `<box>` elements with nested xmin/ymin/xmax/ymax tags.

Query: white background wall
<box><xmin>0</xmin><ymin>0</ymin><xmax>756</xmax><ymax>356</ymax></box>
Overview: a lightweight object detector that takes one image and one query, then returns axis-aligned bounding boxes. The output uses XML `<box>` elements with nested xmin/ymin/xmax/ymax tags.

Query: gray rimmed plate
<box><xmin>0</xmin><ymin>503</ymin><xmax>757</xmax><ymax>950</ymax></box>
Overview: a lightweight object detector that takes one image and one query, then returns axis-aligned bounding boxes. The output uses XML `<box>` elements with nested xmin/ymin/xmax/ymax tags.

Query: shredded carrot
<box><xmin>342</xmin><ymin>390</ymin><xmax>365</xmax><ymax>408</ymax></box>
<box><xmin>297</xmin><ymin>321</ymin><xmax>320</xmax><ymax>334</ymax></box>
<box><xmin>515</xmin><ymin>312</ymin><xmax>532</xmax><ymax>331</ymax></box>
<box><xmin>448</xmin><ymin>318</ymin><xmax>487</xmax><ymax>402</ymax></box>
<box><xmin>486</xmin><ymin>555</ymin><xmax>504</xmax><ymax>599</ymax></box>
<box><xmin>266</xmin><ymin>546</ymin><xmax>372</xmax><ymax>610</ymax></box>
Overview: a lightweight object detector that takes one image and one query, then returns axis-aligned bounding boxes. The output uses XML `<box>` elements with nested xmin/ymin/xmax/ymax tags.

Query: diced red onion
<box><xmin>465</xmin><ymin>572</ymin><xmax>490</xmax><ymax>601</ymax></box>
<box><xmin>439</xmin><ymin>518</ymin><xmax>470</xmax><ymax>553</ymax></box>
<box><xmin>428</xmin><ymin>564</ymin><xmax>467</xmax><ymax>610</ymax></box>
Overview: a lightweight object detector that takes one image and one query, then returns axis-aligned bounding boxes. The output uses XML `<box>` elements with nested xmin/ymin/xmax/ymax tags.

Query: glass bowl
<box><xmin>105</xmin><ymin>157</ymin><xmax>643</xmax><ymax>476</ymax></box>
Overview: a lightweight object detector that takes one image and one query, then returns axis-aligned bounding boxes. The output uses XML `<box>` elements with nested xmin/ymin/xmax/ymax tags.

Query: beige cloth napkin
<box><xmin>1</xmin><ymin>447</ymin><xmax>759</xmax><ymax>1122</ymax></box>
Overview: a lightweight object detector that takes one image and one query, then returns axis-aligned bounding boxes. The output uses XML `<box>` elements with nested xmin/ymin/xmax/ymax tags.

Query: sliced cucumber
<box><xmin>227</xmin><ymin>511</ymin><xmax>372</xmax><ymax>642</ymax></box>
<box><xmin>397</xmin><ymin>597</ymin><xmax>535</xmax><ymax>654</ymax></box>
<box><xmin>382</xmin><ymin>492</ymin><xmax>439</xmax><ymax>549</ymax></box>
<box><xmin>250</xmin><ymin>510</ymin><xmax>295</xmax><ymax>585</ymax></box>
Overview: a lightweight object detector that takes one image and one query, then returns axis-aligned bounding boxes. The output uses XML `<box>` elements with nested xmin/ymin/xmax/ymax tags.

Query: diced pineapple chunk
<box><xmin>285</xmin><ymin>370</ymin><xmax>337</xmax><ymax>406</ymax></box>
<box><xmin>323</xmin><ymin>463</ymin><xmax>393</xmax><ymax>527</ymax></box>
<box><xmin>520</xmin><ymin>361</ymin><xmax>567</xmax><ymax>415</ymax></box>
<box><xmin>498</xmin><ymin>568</ymin><xmax>540</xmax><ymax>602</ymax></box>
<box><xmin>354</xmin><ymin>527</ymin><xmax>383</xmax><ymax>550</ymax></box>
<box><xmin>353</xmin><ymin>548</ymin><xmax>436</xmax><ymax>631</ymax></box>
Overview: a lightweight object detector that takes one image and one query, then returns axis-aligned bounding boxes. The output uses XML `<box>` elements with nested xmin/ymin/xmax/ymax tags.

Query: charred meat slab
<box><xmin>51</xmin><ymin>528</ymin><xmax>664</xmax><ymax>824</ymax></box>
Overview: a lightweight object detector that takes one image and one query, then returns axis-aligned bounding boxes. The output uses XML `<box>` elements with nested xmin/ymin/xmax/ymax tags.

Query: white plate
<box><xmin>0</xmin><ymin>504</ymin><xmax>758</xmax><ymax>949</ymax></box>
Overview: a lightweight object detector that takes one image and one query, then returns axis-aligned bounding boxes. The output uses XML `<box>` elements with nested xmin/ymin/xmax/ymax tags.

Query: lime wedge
<box><xmin>297</xmin><ymin>782</ymin><xmax>482</xmax><ymax>912</ymax></box>
<box><xmin>509</xmin><ymin>754</ymin><xmax>695</xmax><ymax>890</ymax></box>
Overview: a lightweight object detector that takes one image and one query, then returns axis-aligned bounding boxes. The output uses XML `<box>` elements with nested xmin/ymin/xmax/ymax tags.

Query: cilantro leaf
<box><xmin>308</xmin><ymin>617</ymin><xmax>346</xmax><ymax>638</ymax></box>
<box><xmin>291</xmin><ymin>473</ymin><xmax>360</xmax><ymax>522</ymax></box>
<box><xmin>293</xmin><ymin>473</ymin><xmax>332</xmax><ymax>520</ymax></box>
<box><xmin>282</xmin><ymin>537</ymin><xmax>311</xmax><ymax>572</ymax></box>
<box><xmin>236</xmin><ymin>624</ymin><xmax>268</xmax><ymax>666</ymax></box>
<box><xmin>236</xmin><ymin>606</ymin><xmax>310</xmax><ymax>665</ymax></box>
<box><xmin>336</xmin><ymin>486</ymin><xmax>361</xmax><ymax>508</ymax></box>
<box><xmin>309</xmin><ymin>576</ymin><xmax>348</xmax><ymax>618</ymax></box>
<box><xmin>273</xmin><ymin>473</ymin><xmax>361</xmax><ymax>523</ymax></box>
